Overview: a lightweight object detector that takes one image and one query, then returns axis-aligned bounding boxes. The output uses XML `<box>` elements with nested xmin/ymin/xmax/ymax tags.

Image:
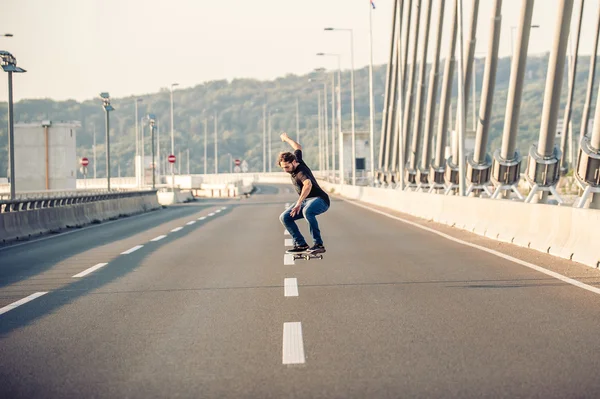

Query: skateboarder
<box><xmin>278</xmin><ymin>132</ymin><xmax>330</xmax><ymax>254</ymax></box>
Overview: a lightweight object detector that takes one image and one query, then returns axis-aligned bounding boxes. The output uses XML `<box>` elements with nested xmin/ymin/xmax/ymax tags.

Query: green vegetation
<box><xmin>0</xmin><ymin>53</ymin><xmax>596</xmax><ymax>177</ymax></box>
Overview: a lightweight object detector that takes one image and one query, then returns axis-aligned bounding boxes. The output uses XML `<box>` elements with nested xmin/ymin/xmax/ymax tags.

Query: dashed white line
<box><xmin>0</xmin><ymin>292</ymin><xmax>48</xmax><ymax>316</ymax></box>
<box><xmin>73</xmin><ymin>263</ymin><xmax>108</xmax><ymax>278</ymax></box>
<box><xmin>284</xmin><ymin>239</ymin><xmax>294</xmax><ymax>247</ymax></box>
<box><xmin>171</xmin><ymin>227</ymin><xmax>184</xmax><ymax>232</ymax></box>
<box><xmin>121</xmin><ymin>245</ymin><xmax>143</xmax><ymax>255</ymax></box>
<box><xmin>283</xmin><ymin>322</ymin><xmax>305</xmax><ymax>365</ymax></box>
<box><xmin>215</xmin><ymin>209</ymin><xmax>221</xmax><ymax>213</ymax></box>
<box><xmin>221</xmin><ymin>207</ymin><xmax>227</xmax><ymax>210</ymax></box>
<box><xmin>198</xmin><ymin>216</ymin><xmax>207</xmax><ymax>221</ymax></box>
<box><xmin>284</xmin><ymin>278</ymin><xmax>299</xmax><ymax>297</ymax></box>
<box><xmin>186</xmin><ymin>221</ymin><xmax>196</xmax><ymax>225</ymax></box>
<box><xmin>284</xmin><ymin>254</ymin><xmax>295</xmax><ymax>265</ymax></box>
<box><xmin>150</xmin><ymin>235</ymin><xmax>167</xmax><ymax>242</ymax></box>
<box><xmin>208</xmin><ymin>213</ymin><xmax>215</xmax><ymax>217</ymax></box>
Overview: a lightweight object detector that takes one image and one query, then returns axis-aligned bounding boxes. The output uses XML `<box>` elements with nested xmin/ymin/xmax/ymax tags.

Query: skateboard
<box><xmin>290</xmin><ymin>249</ymin><xmax>325</xmax><ymax>260</ymax></box>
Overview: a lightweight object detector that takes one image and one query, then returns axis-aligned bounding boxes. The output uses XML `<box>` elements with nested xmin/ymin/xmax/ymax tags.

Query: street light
<box><xmin>170</xmin><ymin>83</ymin><xmax>179</xmax><ymax>190</ymax></box>
<box><xmin>100</xmin><ymin>92</ymin><xmax>114</xmax><ymax>191</ymax></box>
<box><xmin>148</xmin><ymin>114</ymin><xmax>157</xmax><ymax>190</ymax></box>
<box><xmin>0</xmin><ymin>50</ymin><xmax>26</xmax><ymax>200</ymax></box>
<box><xmin>134</xmin><ymin>98</ymin><xmax>143</xmax><ymax>187</ymax></box>
<box><xmin>317</xmin><ymin>52</ymin><xmax>342</xmax><ymax>183</ymax></box>
<box><xmin>511</xmin><ymin>24</ymin><xmax>540</xmax><ymax>60</ymax></box>
<box><xmin>325</xmin><ymin>27</ymin><xmax>356</xmax><ymax>185</ymax></box>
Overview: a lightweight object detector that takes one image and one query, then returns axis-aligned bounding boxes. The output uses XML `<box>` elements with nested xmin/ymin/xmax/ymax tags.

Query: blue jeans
<box><xmin>279</xmin><ymin>197</ymin><xmax>329</xmax><ymax>246</ymax></box>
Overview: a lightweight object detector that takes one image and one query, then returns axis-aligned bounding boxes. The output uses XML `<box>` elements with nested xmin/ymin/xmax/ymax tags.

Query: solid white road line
<box><xmin>121</xmin><ymin>245</ymin><xmax>143</xmax><ymax>255</ymax></box>
<box><xmin>284</xmin><ymin>278</ymin><xmax>299</xmax><ymax>297</ymax></box>
<box><xmin>150</xmin><ymin>235</ymin><xmax>167</xmax><ymax>242</ymax></box>
<box><xmin>344</xmin><ymin>198</ymin><xmax>600</xmax><ymax>296</ymax></box>
<box><xmin>73</xmin><ymin>263</ymin><xmax>108</xmax><ymax>278</ymax></box>
<box><xmin>285</xmin><ymin>239</ymin><xmax>294</xmax><ymax>247</ymax></box>
<box><xmin>171</xmin><ymin>227</ymin><xmax>184</xmax><ymax>232</ymax></box>
<box><xmin>0</xmin><ymin>292</ymin><xmax>48</xmax><ymax>316</ymax></box>
<box><xmin>186</xmin><ymin>221</ymin><xmax>196</xmax><ymax>225</ymax></box>
<box><xmin>283</xmin><ymin>322</ymin><xmax>305</xmax><ymax>365</ymax></box>
<box><xmin>284</xmin><ymin>254</ymin><xmax>295</xmax><ymax>265</ymax></box>
<box><xmin>198</xmin><ymin>216</ymin><xmax>207</xmax><ymax>221</ymax></box>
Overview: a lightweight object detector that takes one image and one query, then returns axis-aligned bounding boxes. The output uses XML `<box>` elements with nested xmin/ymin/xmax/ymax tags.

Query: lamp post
<box><xmin>511</xmin><ymin>24</ymin><xmax>540</xmax><ymax>60</ymax></box>
<box><xmin>100</xmin><ymin>92</ymin><xmax>114</xmax><ymax>191</ymax></box>
<box><xmin>148</xmin><ymin>114</ymin><xmax>157</xmax><ymax>190</ymax></box>
<box><xmin>317</xmin><ymin>52</ymin><xmax>342</xmax><ymax>184</ymax></box>
<box><xmin>325</xmin><ymin>27</ymin><xmax>356</xmax><ymax>185</ymax></box>
<box><xmin>0</xmin><ymin>50</ymin><xmax>26</xmax><ymax>200</ymax></box>
<box><xmin>170</xmin><ymin>83</ymin><xmax>179</xmax><ymax>191</ymax></box>
<box><xmin>134</xmin><ymin>98</ymin><xmax>143</xmax><ymax>187</ymax></box>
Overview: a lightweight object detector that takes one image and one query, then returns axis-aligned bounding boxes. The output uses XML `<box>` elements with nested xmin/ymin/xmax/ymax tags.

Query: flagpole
<box><xmin>368</xmin><ymin>0</ymin><xmax>376</xmax><ymax>185</ymax></box>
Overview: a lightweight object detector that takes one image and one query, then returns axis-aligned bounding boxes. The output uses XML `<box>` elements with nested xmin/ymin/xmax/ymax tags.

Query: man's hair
<box><xmin>278</xmin><ymin>151</ymin><xmax>296</xmax><ymax>166</ymax></box>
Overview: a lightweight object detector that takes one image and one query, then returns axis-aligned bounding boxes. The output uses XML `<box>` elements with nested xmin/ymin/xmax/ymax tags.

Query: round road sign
<box><xmin>168</xmin><ymin>154</ymin><xmax>176</xmax><ymax>164</ymax></box>
<box><xmin>81</xmin><ymin>157</ymin><xmax>89</xmax><ymax>167</ymax></box>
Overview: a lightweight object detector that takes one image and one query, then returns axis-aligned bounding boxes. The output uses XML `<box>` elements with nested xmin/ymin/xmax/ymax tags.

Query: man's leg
<box><xmin>279</xmin><ymin>205</ymin><xmax>307</xmax><ymax>246</ymax></box>
<box><xmin>302</xmin><ymin>198</ymin><xmax>329</xmax><ymax>246</ymax></box>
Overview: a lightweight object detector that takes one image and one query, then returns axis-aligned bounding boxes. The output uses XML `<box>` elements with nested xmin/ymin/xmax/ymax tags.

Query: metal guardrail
<box><xmin>0</xmin><ymin>190</ymin><xmax>157</xmax><ymax>213</ymax></box>
<box><xmin>0</xmin><ymin>187</ymin><xmax>150</xmax><ymax>201</ymax></box>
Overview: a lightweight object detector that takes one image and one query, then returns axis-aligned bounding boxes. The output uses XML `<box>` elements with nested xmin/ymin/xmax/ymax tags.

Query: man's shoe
<box><xmin>308</xmin><ymin>244</ymin><xmax>326</xmax><ymax>254</ymax></box>
<box><xmin>286</xmin><ymin>244</ymin><xmax>309</xmax><ymax>254</ymax></box>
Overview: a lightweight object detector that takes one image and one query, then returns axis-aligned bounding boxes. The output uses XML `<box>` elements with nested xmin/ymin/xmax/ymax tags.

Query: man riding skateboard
<box><xmin>278</xmin><ymin>132</ymin><xmax>330</xmax><ymax>254</ymax></box>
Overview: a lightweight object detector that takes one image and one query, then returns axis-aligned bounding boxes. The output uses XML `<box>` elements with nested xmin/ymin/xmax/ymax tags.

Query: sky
<box><xmin>1</xmin><ymin>0</ymin><xmax>599</xmax><ymax>103</ymax></box>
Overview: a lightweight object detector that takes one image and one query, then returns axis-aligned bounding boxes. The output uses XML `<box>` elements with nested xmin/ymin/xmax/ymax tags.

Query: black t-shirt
<box><xmin>290</xmin><ymin>149</ymin><xmax>330</xmax><ymax>206</ymax></box>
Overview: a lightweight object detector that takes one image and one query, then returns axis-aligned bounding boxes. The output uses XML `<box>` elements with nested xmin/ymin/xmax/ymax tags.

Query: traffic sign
<box><xmin>234</xmin><ymin>159</ymin><xmax>241</xmax><ymax>166</ymax></box>
<box><xmin>81</xmin><ymin>157</ymin><xmax>89</xmax><ymax>167</ymax></box>
<box><xmin>168</xmin><ymin>154</ymin><xmax>176</xmax><ymax>164</ymax></box>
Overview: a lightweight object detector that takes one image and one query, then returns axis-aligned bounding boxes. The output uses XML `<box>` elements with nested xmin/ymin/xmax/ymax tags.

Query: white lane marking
<box><xmin>208</xmin><ymin>213</ymin><xmax>215</xmax><ymax>217</ymax></box>
<box><xmin>186</xmin><ymin>221</ymin><xmax>196</xmax><ymax>225</ymax></box>
<box><xmin>0</xmin><ymin>292</ymin><xmax>48</xmax><ymax>316</ymax></box>
<box><xmin>221</xmin><ymin>207</ymin><xmax>227</xmax><ymax>210</ymax></box>
<box><xmin>198</xmin><ymin>216</ymin><xmax>207</xmax><ymax>221</ymax></box>
<box><xmin>73</xmin><ymin>263</ymin><xmax>108</xmax><ymax>278</ymax></box>
<box><xmin>285</xmin><ymin>239</ymin><xmax>294</xmax><ymax>247</ymax></box>
<box><xmin>171</xmin><ymin>227</ymin><xmax>184</xmax><ymax>232</ymax></box>
<box><xmin>284</xmin><ymin>254</ymin><xmax>295</xmax><ymax>265</ymax></box>
<box><xmin>215</xmin><ymin>209</ymin><xmax>221</xmax><ymax>213</ymax></box>
<box><xmin>285</xmin><ymin>203</ymin><xmax>290</xmax><ymax>208</ymax></box>
<box><xmin>283</xmin><ymin>322</ymin><xmax>305</xmax><ymax>365</ymax></box>
<box><xmin>284</xmin><ymin>229</ymin><xmax>290</xmax><ymax>235</ymax></box>
<box><xmin>284</xmin><ymin>278</ymin><xmax>299</xmax><ymax>297</ymax></box>
<box><xmin>121</xmin><ymin>245</ymin><xmax>143</xmax><ymax>255</ymax></box>
<box><xmin>344</xmin><ymin>198</ymin><xmax>600</xmax><ymax>296</ymax></box>
<box><xmin>150</xmin><ymin>235</ymin><xmax>167</xmax><ymax>242</ymax></box>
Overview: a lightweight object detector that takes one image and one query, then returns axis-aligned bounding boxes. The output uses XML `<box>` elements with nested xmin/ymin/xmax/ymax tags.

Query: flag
<box><xmin>370</xmin><ymin>0</ymin><xmax>376</xmax><ymax>9</ymax></box>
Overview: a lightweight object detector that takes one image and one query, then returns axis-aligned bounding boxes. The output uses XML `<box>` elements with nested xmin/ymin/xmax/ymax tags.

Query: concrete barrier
<box><xmin>0</xmin><ymin>193</ymin><xmax>161</xmax><ymax>243</ymax></box>
<box><xmin>320</xmin><ymin>181</ymin><xmax>600</xmax><ymax>269</ymax></box>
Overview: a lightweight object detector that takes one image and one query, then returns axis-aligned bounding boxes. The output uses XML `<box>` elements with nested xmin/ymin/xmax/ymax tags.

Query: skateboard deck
<box><xmin>288</xmin><ymin>249</ymin><xmax>325</xmax><ymax>260</ymax></box>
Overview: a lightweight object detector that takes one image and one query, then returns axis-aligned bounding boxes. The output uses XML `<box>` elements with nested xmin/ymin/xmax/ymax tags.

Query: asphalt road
<box><xmin>1</xmin><ymin>184</ymin><xmax>600</xmax><ymax>398</ymax></box>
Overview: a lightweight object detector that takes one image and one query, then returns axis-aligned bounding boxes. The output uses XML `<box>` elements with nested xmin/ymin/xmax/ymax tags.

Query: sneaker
<box><xmin>308</xmin><ymin>244</ymin><xmax>326</xmax><ymax>254</ymax></box>
<box><xmin>286</xmin><ymin>244</ymin><xmax>309</xmax><ymax>254</ymax></box>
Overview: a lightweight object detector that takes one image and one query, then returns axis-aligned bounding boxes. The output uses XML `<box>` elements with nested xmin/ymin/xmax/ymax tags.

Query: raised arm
<box><xmin>280</xmin><ymin>132</ymin><xmax>302</xmax><ymax>151</ymax></box>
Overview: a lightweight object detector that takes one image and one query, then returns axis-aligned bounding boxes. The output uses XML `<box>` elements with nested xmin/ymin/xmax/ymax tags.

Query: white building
<box><xmin>13</xmin><ymin>121</ymin><xmax>80</xmax><ymax>191</ymax></box>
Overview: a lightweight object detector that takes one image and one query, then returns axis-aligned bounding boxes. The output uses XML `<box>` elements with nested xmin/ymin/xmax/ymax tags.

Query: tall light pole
<box><xmin>214</xmin><ymin>111</ymin><xmax>219</xmax><ymax>174</ymax></box>
<box><xmin>148</xmin><ymin>114</ymin><xmax>157</xmax><ymax>190</ymax></box>
<box><xmin>511</xmin><ymin>24</ymin><xmax>540</xmax><ymax>60</ymax></box>
<box><xmin>204</xmin><ymin>117</ymin><xmax>208</xmax><ymax>174</ymax></box>
<box><xmin>368</xmin><ymin>1</ymin><xmax>376</xmax><ymax>184</ymax></box>
<box><xmin>317</xmin><ymin>52</ymin><xmax>342</xmax><ymax>184</ymax></box>
<box><xmin>263</xmin><ymin>104</ymin><xmax>267</xmax><ymax>173</ymax></box>
<box><xmin>100</xmin><ymin>92</ymin><xmax>114</xmax><ymax>191</ymax></box>
<box><xmin>0</xmin><ymin>50</ymin><xmax>26</xmax><ymax>200</ymax></box>
<box><xmin>170</xmin><ymin>83</ymin><xmax>179</xmax><ymax>191</ymax></box>
<box><xmin>325</xmin><ymin>27</ymin><xmax>356</xmax><ymax>185</ymax></box>
<box><xmin>134</xmin><ymin>98</ymin><xmax>143</xmax><ymax>187</ymax></box>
